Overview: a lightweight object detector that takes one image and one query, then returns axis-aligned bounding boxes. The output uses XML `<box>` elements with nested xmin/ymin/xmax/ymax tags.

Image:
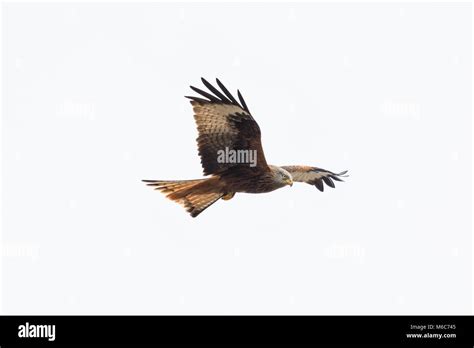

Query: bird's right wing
<box><xmin>281</xmin><ymin>165</ymin><xmax>348</xmax><ymax>192</ymax></box>
<box><xmin>186</xmin><ymin>78</ymin><xmax>270</xmax><ymax>176</ymax></box>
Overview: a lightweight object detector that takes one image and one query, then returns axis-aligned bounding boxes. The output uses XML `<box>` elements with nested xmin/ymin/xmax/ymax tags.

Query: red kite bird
<box><xmin>143</xmin><ymin>78</ymin><xmax>348</xmax><ymax>217</ymax></box>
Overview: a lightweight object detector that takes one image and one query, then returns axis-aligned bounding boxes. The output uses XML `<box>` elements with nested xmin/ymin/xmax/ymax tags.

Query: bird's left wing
<box><xmin>281</xmin><ymin>165</ymin><xmax>348</xmax><ymax>192</ymax></box>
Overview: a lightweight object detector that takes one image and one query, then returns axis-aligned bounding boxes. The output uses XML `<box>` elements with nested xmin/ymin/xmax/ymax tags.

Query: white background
<box><xmin>2</xmin><ymin>2</ymin><xmax>472</xmax><ymax>314</ymax></box>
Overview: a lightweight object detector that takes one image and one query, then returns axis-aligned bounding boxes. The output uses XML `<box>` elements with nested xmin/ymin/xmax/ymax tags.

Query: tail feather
<box><xmin>142</xmin><ymin>179</ymin><xmax>223</xmax><ymax>217</ymax></box>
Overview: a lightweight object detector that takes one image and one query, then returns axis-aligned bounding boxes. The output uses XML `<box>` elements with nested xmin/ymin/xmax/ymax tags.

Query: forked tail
<box><xmin>142</xmin><ymin>179</ymin><xmax>223</xmax><ymax>217</ymax></box>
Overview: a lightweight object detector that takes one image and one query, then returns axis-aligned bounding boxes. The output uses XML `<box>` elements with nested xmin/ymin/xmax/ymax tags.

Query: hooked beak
<box><xmin>285</xmin><ymin>178</ymin><xmax>293</xmax><ymax>187</ymax></box>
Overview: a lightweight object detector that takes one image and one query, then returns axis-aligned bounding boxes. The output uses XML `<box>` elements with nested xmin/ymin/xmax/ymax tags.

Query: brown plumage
<box><xmin>143</xmin><ymin>78</ymin><xmax>348</xmax><ymax>217</ymax></box>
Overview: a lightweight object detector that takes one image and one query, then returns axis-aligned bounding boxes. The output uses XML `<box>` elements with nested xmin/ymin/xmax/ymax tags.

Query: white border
<box><xmin>0</xmin><ymin>0</ymin><xmax>472</xmax><ymax>316</ymax></box>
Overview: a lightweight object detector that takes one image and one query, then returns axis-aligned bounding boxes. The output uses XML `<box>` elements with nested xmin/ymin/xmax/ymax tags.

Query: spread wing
<box><xmin>186</xmin><ymin>78</ymin><xmax>269</xmax><ymax>176</ymax></box>
<box><xmin>281</xmin><ymin>165</ymin><xmax>348</xmax><ymax>192</ymax></box>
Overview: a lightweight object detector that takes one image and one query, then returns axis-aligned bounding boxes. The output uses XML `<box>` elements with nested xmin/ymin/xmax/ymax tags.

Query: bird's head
<box><xmin>270</xmin><ymin>165</ymin><xmax>293</xmax><ymax>187</ymax></box>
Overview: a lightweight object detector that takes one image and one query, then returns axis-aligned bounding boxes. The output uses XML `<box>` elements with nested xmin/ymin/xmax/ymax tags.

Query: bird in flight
<box><xmin>143</xmin><ymin>78</ymin><xmax>348</xmax><ymax>217</ymax></box>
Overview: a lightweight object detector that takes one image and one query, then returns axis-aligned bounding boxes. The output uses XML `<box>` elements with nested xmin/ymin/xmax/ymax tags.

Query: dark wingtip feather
<box><xmin>330</xmin><ymin>175</ymin><xmax>344</xmax><ymax>182</ymax></box>
<box><xmin>322</xmin><ymin>176</ymin><xmax>335</xmax><ymax>188</ymax></box>
<box><xmin>189</xmin><ymin>85</ymin><xmax>221</xmax><ymax>103</ymax></box>
<box><xmin>185</xmin><ymin>95</ymin><xmax>210</xmax><ymax>103</ymax></box>
<box><xmin>237</xmin><ymin>89</ymin><xmax>250</xmax><ymax>113</ymax></box>
<box><xmin>200</xmin><ymin>78</ymin><xmax>231</xmax><ymax>103</ymax></box>
<box><xmin>314</xmin><ymin>179</ymin><xmax>324</xmax><ymax>192</ymax></box>
<box><xmin>215</xmin><ymin>78</ymin><xmax>240</xmax><ymax>106</ymax></box>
